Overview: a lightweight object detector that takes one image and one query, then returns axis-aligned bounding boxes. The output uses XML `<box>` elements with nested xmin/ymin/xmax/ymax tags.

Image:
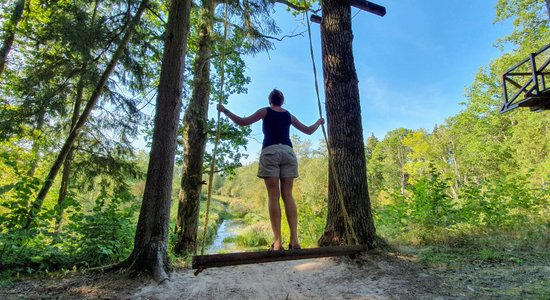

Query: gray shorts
<box><xmin>257</xmin><ymin>144</ymin><xmax>298</xmax><ymax>178</ymax></box>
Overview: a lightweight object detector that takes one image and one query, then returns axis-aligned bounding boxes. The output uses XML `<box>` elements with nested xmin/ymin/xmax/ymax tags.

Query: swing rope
<box><xmin>304</xmin><ymin>9</ymin><xmax>359</xmax><ymax>246</ymax></box>
<box><xmin>200</xmin><ymin>0</ymin><xmax>230</xmax><ymax>256</ymax></box>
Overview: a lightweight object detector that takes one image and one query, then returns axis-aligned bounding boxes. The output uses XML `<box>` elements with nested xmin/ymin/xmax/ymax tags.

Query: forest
<box><xmin>0</xmin><ymin>0</ymin><xmax>549</xmax><ymax>297</ymax></box>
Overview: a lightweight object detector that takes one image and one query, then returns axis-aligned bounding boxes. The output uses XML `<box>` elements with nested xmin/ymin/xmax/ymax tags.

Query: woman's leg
<box><xmin>264</xmin><ymin>178</ymin><xmax>282</xmax><ymax>250</ymax></box>
<box><xmin>280</xmin><ymin>177</ymin><xmax>299</xmax><ymax>248</ymax></box>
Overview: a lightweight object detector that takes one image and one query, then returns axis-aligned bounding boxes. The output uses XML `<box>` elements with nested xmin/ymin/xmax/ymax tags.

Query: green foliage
<box><xmin>65</xmin><ymin>191</ymin><xmax>136</xmax><ymax>267</ymax></box>
<box><xmin>0</xmin><ymin>150</ymin><xmax>45</xmax><ymax>231</ymax></box>
<box><xmin>0</xmin><ymin>191</ymin><xmax>136</xmax><ymax>274</ymax></box>
<box><xmin>408</xmin><ymin>166</ymin><xmax>455</xmax><ymax>228</ymax></box>
<box><xmin>234</xmin><ymin>223</ymin><xmax>271</xmax><ymax>248</ymax></box>
<box><xmin>367</xmin><ymin>0</ymin><xmax>549</xmax><ymax>249</ymax></box>
<box><xmin>458</xmin><ymin>176</ymin><xmax>548</xmax><ymax>229</ymax></box>
<box><xmin>0</xmin><ymin>175</ymin><xmax>41</xmax><ymax>230</ymax></box>
<box><xmin>374</xmin><ymin>172</ymin><xmax>549</xmax><ymax>246</ymax></box>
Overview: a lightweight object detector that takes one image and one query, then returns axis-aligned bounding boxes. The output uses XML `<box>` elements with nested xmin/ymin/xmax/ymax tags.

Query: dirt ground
<box><xmin>1</xmin><ymin>249</ymin><xmax>548</xmax><ymax>299</ymax></box>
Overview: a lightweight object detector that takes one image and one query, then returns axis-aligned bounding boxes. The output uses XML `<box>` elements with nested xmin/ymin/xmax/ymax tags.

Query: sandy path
<box><xmin>131</xmin><ymin>252</ymin><xmax>450</xmax><ymax>299</ymax></box>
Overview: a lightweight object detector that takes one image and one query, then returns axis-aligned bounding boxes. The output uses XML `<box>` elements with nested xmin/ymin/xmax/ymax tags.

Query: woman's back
<box><xmin>262</xmin><ymin>107</ymin><xmax>292</xmax><ymax>149</ymax></box>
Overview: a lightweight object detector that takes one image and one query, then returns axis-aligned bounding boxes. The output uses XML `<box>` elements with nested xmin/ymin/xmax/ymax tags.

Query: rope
<box><xmin>304</xmin><ymin>9</ymin><xmax>359</xmax><ymax>245</ymax></box>
<box><xmin>200</xmin><ymin>0</ymin><xmax>229</xmax><ymax>256</ymax></box>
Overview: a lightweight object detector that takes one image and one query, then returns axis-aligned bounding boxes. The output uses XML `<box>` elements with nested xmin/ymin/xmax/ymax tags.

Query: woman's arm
<box><xmin>217</xmin><ymin>104</ymin><xmax>266</xmax><ymax>126</ymax></box>
<box><xmin>291</xmin><ymin>115</ymin><xmax>325</xmax><ymax>135</ymax></box>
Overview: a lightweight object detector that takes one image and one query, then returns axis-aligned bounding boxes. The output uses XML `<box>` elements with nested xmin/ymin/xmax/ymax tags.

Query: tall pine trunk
<box><xmin>124</xmin><ymin>0</ymin><xmax>192</xmax><ymax>282</ymax></box>
<box><xmin>23</xmin><ymin>1</ymin><xmax>149</xmax><ymax>229</ymax></box>
<box><xmin>0</xmin><ymin>0</ymin><xmax>25</xmax><ymax>76</ymax></box>
<box><xmin>55</xmin><ymin>77</ymin><xmax>84</xmax><ymax>232</ymax></box>
<box><xmin>174</xmin><ymin>0</ymin><xmax>216</xmax><ymax>254</ymax></box>
<box><xmin>317</xmin><ymin>0</ymin><xmax>376</xmax><ymax>247</ymax></box>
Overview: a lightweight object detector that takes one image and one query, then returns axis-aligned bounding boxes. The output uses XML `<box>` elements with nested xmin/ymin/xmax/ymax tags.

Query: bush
<box><xmin>408</xmin><ymin>167</ymin><xmax>455</xmax><ymax>228</ymax></box>
<box><xmin>457</xmin><ymin>176</ymin><xmax>547</xmax><ymax>229</ymax></box>
<box><xmin>0</xmin><ymin>191</ymin><xmax>137</xmax><ymax>275</ymax></box>
<box><xmin>66</xmin><ymin>191</ymin><xmax>136</xmax><ymax>267</ymax></box>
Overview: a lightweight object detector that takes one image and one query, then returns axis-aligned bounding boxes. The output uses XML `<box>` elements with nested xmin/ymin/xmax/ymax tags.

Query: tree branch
<box><xmin>146</xmin><ymin>5</ymin><xmax>167</xmax><ymax>24</ymax></box>
<box><xmin>273</xmin><ymin>0</ymin><xmax>309</xmax><ymax>12</ymax></box>
<box><xmin>215</xmin><ymin>18</ymin><xmax>306</xmax><ymax>42</ymax></box>
<box><xmin>258</xmin><ymin>31</ymin><xmax>306</xmax><ymax>41</ymax></box>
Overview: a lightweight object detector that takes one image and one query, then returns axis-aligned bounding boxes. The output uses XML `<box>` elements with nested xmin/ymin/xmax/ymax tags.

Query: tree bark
<box><xmin>174</xmin><ymin>0</ymin><xmax>216</xmax><ymax>255</ymax></box>
<box><xmin>124</xmin><ymin>0</ymin><xmax>192</xmax><ymax>282</ymax></box>
<box><xmin>54</xmin><ymin>77</ymin><xmax>84</xmax><ymax>233</ymax></box>
<box><xmin>24</xmin><ymin>0</ymin><xmax>149</xmax><ymax>229</ymax></box>
<box><xmin>0</xmin><ymin>0</ymin><xmax>25</xmax><ymax>76</ymax></box>
<box><xmin>317</xmin><ymin>0</ymin><xmax>376</xmax><ymax>247</ymax></box>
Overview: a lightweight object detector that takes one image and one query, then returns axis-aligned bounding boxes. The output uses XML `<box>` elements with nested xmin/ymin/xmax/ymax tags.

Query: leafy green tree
<box><xmin>375</xmin><ymin>128</ymin><xmax>411</xmax><ymax>195</ymax></box>
<box><xmin>407</xmin><ymin>165</ymin><xmax>454</xmax><ymax>228</ymax></box>
<box><xmin>175</xmin><ymin>0</ymin><xmax>283</xmax><ymax>254</ymax></box>
<box><xmin>402</xmin><ymin>129</ymin><xmax>432</xmax><ymax>185</ymax></box>
<box><xmin>24</xmin><ymin>1</ymin><xmax>151</xmax><ymax>229</ymax></box>
<box><xmin>496</xmin><ymin>0</ymin><xmax>549</xmax><ymax>49</ymax></box>
<box><xmin>175</xmin><ymin>0</ymin><xmax>219</xmax><ymax>254</ymax></box>
<box><xmin>430</xmin><ymin>124</ymin><xmax>464</xmax><ymax>198</ymax></box>
<box><xmin>366</xmin><ymin>134</ymin><xmax>382</xmax><ymax>197</ymax></box>
<box><xmin>292</xmin><ymin>134</ymin><xmax>314</xmax><ymax>160</ymax></box>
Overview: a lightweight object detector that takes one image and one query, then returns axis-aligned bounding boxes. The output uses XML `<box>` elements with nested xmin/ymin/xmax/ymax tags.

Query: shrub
<box><xmin>66</xmin><ymin>191</ymin><xmax>136</xmax><ymax>267</ymax></box>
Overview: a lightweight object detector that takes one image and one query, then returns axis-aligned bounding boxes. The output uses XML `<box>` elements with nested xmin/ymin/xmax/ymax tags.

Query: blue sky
<box><xmin>220</xmin><ymin>0</ymin><xmax>513</xmax><ymax>163</ymax></box>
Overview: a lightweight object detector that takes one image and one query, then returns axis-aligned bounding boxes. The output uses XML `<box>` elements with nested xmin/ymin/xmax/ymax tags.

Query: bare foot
<box><xmin>270</xmin><ymin>242</ymin><xmax>284</xmax><ymax>251</ymax></box>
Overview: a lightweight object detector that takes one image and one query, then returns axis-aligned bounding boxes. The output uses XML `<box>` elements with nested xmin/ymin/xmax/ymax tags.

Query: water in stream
<box><xmin>206</xmin><ymin>219</ymin><xmax>244</xmax><ymax>254</ymax></box>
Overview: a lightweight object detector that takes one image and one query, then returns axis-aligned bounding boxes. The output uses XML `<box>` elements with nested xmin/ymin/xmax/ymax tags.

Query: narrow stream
<box><xmin>206</xmin><ymin>219</ymin><xmax>244</xmax><ymax>254</ymax></box>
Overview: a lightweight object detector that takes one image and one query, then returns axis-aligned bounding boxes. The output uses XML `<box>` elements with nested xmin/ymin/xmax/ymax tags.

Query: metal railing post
<box><xmin>530</xmin><ymin>53</ymin><xmax>538</xmax><ymax>94</ymax></box>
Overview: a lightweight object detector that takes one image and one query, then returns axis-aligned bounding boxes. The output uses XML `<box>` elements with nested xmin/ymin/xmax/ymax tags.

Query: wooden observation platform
<box><xmin>501</xmin><ymin>43</ymin><xmax>550</xmax><ymax>113</ymax></box>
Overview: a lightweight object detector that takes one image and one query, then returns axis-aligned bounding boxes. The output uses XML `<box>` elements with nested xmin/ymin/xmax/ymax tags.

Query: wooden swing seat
<box><xmin>192</xmin><ymin>245</ymin><xmax>367</xmax><ymax>270</ymax></box>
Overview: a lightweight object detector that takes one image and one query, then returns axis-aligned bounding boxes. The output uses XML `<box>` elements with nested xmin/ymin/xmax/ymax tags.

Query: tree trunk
<box><xmin>55</xmin><ymin>77</ymin><xmax>84</xmax><ymax>233</ymax></box>
<box><xmin>174</xmin><ymin>0</ymin><xmax>216</xmax><ymax>255</ymax></box>
<box><xmin>24</xmin><ymin>0</ymin><xmax>149</xmax><ymax>229</ymax></box>
<box><xmin>54</xmin><ymin>1</ymin><xmax>100</xmax><ymax>231</ymax></box>
<box><xmin>0</xmin><ymin>0</ymin><xmax>25</xmax><ymax>76</ymax></box>
<box><xmin>317</xmin><ymin>0</ymin><xmax>376</xmax><ymax>247</ymax></box>
<box><xmin>124</xmin><ymin>0</ymin><xmax>192</xmax><ymax>282</ymax></box>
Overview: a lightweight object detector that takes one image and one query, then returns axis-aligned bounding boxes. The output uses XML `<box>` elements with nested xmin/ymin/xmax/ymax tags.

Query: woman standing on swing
<box><xmin>218</xmin><ymin>88</ymin><xmax>324</xmax><ymax>251</ymax></box>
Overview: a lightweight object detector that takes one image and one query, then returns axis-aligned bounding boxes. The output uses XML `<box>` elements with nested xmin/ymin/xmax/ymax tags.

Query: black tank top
<box><xmin>262</xmin><ymin>107</ymin><xmax>292</xmax><ymax>149</ymax></box>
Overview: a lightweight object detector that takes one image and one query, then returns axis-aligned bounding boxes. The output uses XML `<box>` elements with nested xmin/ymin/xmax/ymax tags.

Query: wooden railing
<box><xmin>501</xmin><ymin>43</ymin><xmax>550</xmax><ymax>113</ymax></box>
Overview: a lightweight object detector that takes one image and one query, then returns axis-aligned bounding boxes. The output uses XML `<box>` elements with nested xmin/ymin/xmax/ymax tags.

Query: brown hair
<box><xmin>268</xmin><ymin>89</ymin><xmax>284</xmax><ymax>106</ymax></box>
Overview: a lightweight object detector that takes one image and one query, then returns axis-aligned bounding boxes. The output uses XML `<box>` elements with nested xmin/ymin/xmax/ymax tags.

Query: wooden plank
<box><xmin>310</xmin><ymin>1</ymin><xmax>385</xmax><ymax>27</ymax></box>
<box><xmin>346</xmin><ymin>0</ymin><xmax>386</xmax><ymax>17</ymax></box>
<box><xmin>519</xmin><ymin>95</ymin><xmax>550</xmax><ymax>109</ymax></box>
<box><xmin>310</xmin><ymin>14</ymin><xmax>322</xmax><ymax>24</ymax></box>
<box><xmin>192</xmin><ymin>245</ymin><xmax>367</xmax><ymax>270</ymax></box>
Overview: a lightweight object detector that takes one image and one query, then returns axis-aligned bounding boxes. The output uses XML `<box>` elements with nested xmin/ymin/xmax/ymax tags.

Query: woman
<box><xmin>217</xmin><ymin>89</ymin><xmax>324</xmax><ymax>251</ymax></box>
